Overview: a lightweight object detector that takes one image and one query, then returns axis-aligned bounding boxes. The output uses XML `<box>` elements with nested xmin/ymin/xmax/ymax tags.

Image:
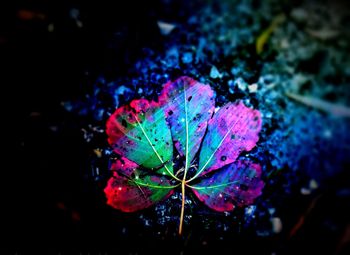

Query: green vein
<box><xmin>133</xmin><ymin>180</ymin><xmax>180</xmax><ymax>189</ymax></box>
<box><xmin>187</xmin><ymin>180</ymin><xmax>239</xmax><ymax>190</ymax></box>
<box><xmin>191</xmin><ymin>187</ymin><xmax>233</xmax><ymax>198</ymax></box>
<box><xmin>134</xmin><ymin>114</ymin><xmax>181</xmax><ymax>181</ymax></box>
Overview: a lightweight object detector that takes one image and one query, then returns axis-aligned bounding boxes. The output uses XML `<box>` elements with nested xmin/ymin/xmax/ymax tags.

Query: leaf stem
<box><xmin>179</xmin><ymin>180</ymin><xmax>186</xmax><ymax>235</ymax></box>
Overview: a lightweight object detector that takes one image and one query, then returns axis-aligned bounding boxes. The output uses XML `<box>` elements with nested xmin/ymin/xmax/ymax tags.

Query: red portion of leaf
<box><xmin>106</xmin><ymin>99</ymin><xmax>155</xmax><ymax>145</ymax></box>
<box><xmin>104</xmin><ymin>172</ymin><xmax>174</xmax><ymax>212</ymax></box>
<box><xmin>191</xmin><ymin>160</ymin><xmax>264</xmax><ymax>212</ymax></box>
<box><xmin>198</xmin><ymin>101</ymin><xmax>262</xmax><ymax>176</ymax></box>
<box><xmin>106</xmin><ymin>99</ymin><xmax>173</xmax><ymax>170</ymax></box>
<box><xmin>130</xmin><ymin>99</ymin><xmax>156</xmax><ymax>113</ymax></box>
<box><xmin>110</xmin><ymin>156</ymin><xmax>138</xmax><ymax>177</ymax></box>
<box><xmin>159</xmin><ymin>76</ymin><xmax>215</xmax><ymax>164</ymax></box>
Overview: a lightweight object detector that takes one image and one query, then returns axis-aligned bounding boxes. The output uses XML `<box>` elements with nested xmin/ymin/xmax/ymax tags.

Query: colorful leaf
<box><xmin>104</xmin><ymin>77</ymin><xmax>264</xmax><ymax>234</ymax></box>
<box><xmin>104</xmin><ymin>171</ymin><xmax>176</xmax><ymax>212</ymax></box>
<box><xmin>159</xmin><ymin>76</ymin><xmax>215</xmax><ymax>172</ymax></box>
<box><xmin>106</xmin><ymin>99</ymin><xmax>174</xmax><ymax>176</ymax></box>
<box><xmin>194</xmin><ymin>101</ymin><xmax>262</xmax><ymax>179</ymax></box>
<box><xmin>191</xmin><ymin>161</ymin><xmax>264</xmax><ymax>212</ymax></box>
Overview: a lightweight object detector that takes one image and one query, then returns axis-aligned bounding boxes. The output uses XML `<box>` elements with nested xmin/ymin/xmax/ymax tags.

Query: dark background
<box><xmin>3</xmin><ymin>0</ymin><xmax>350</xmax><ymax>254</ymax></box>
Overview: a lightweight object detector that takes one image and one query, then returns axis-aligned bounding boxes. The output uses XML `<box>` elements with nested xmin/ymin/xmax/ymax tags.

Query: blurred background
<box><xmin>3</xmin><ymin>0</ymin><xmax>350</xmax><ymax>254</ymax></box>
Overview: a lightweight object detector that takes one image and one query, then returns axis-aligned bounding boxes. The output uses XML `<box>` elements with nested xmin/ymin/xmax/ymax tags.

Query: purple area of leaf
<box><xmin>159</xmin><ymin>76</ymin><xmax>215</xmax><ymax>165</ymax></box>
<box><xmin>198</xmin><ymin>101</ymin><xmax>262</xmax><ymax>176</ymax></box>
<box><xmin>192</xmin><ymin>160</ymin><xmax>264</xmax><ymax>212</ymax></box>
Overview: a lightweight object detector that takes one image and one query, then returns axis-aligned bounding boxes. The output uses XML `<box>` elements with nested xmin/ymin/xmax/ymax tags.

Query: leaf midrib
<box><xmin>183</xmin><ymin>83</ymin><xmax>190</xmax><ymax>180</ymax></box>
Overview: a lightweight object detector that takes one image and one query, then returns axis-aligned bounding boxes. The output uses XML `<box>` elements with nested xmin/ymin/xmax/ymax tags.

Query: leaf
<box><xmin>104</xmin><ymin>171</ymin><xmax>176</xmax><ymax>212</ymax></box>
<box><xmin>104</xmin><ymin>77</ymin><xmax>264</xmax><ymax>234</ymax></box>
<box><xmin>194</xmin><ymin>101</ymin><xmax>262</xmax><ymax>178</ymax></box>
<box><xmin>106</xmin><ymin>99</ymin><xmax>174</xmax><ymax>175</ymax></box>
<box><xmin>159</xmin><ymin>76</ymin><xmax>215</xmax><ymax>170</ymax></box>
<box><xmin>191</xmin><ymin>161</ymin><xmax>264</xmax><ymax>212</ymax></box>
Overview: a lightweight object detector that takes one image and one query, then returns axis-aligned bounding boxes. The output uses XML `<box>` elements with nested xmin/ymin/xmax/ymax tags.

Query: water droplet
<box><xmin>239</xmin><ymin>184</ymin><xmax>249</xmax><ymax>191</ymax></box>
<box><xmin>121</xmin><ymin>119</ymin><xmax>127</xmax><ymax>128</ymax></box>
<box><xmin>221</xmin><ymin>156</ymin><xmax>227</xmax><ymax>161</ymax></box>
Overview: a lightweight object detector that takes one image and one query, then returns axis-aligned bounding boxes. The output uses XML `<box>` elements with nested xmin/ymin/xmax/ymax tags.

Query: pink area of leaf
<box><xmin>104</xmin><ymin>172</ymin><xmax>173</xmax><ymax>212</ymax></box>
<box><xmin>158</xmin><ymin>76</ymin><xmax>215</xmax><ymax>164</ymax></box>
<box><xmin>106</xmin><ymin>98</ymin><xmax>173</xmax><ymax>169</ymax></box>
<box><xmin>106</xmin><ymin>99</ymin><xmax>155</xmax><ymax>146</ymax></box>
<box><xmin>110</xmin><ymin>156</ymin><xmax>138</xmax><ymax>177</ymax></box>
<box><xmin>192</xmin><ymin>160</ymin><xmax>264</xmax><ymax>212</ymax></box>
<box><xmin>129</xmin><ymin>98</ymin><xmax>158</xmax><ymax>113</ymax></box>
<box><xmin>198</xmin><ymin>101</ymin><xmax>262</xmax><ymax>176</ymax></box>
